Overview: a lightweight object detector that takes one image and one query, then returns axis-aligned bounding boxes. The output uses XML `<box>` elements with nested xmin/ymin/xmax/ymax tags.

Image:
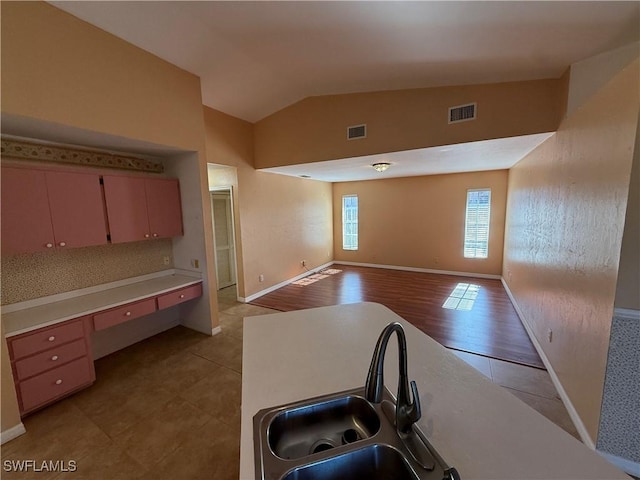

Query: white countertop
<box><xmin>2</xmin><ymin>272</ymin><xmax>202</xmax><ymax>337</ymax></box>
<box><xmin>240</xmin><ymin>302</ymin><xmax>627</xmax><ymax>480</ymax></box>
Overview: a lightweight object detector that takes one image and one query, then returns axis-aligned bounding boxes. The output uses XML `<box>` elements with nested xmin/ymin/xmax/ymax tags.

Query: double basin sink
<box><xmin>253</xmin><ymin>386</ymin><xmax>460</xmax><ymax>480</ymax></box>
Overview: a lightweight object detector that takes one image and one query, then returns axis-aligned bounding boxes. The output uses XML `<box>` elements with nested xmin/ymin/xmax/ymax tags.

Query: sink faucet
<box><xmin>365</xmin><ymin>322</ymin><xmax>421</xmax><ymax>434</ymax></box>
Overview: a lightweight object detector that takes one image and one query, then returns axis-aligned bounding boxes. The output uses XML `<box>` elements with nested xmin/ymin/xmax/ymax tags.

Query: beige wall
<box><xmin>333</xmin><ymin>170</ymin><xmax>508</xmax><ymax>276</ymax></box>
<box><xmin>204</xmin><ymin>107</ymin><xmax>334</xmax><ymax>298</ymax></box>
<box><xmin>1</xmin><ymin>2</ymin><xmax>204</xmax><ymax>151</ymax></box>
<box><xmin>1</xmin><ymin>2</ymin><xmax>218</xmax><ymax>433</ymax></box>
<box><xmin>614</xmin><ymin>113</ymin><xmax>640</xmax><ymax>310</ymax></box>
<box><xmin>254</xmin><ymin>78</ymin><xmax>565</xmax><ymax>169</ymax></box>
<box><xmin>502</xmin><ymin>58</ymin><xmax>639</xmax><ymax>442</ymax></box>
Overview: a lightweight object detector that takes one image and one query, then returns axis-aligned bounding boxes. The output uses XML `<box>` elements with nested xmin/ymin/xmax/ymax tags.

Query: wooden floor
<box><xmin>250</xmin><ymin>265</ymin><xmax>544</xmax><ymax>369</ymax></box>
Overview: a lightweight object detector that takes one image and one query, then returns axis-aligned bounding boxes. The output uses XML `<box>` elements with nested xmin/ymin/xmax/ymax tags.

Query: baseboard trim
<box><xmin>501</xmin><ymin>277</ymin><xmax>595</xmax><ymax>449</ymax></box>
<box><xmin>597</xmin><ymin>450</ymin><xmax>640</xmax><ymax>477</ymax></box>
<box><xmin>1</xmin><ymin>423</ymin><xmax>26</xmax><ymax>445</ymax></box>
<box><xmin>243</xmin><ymin>261</ymin><xmax>335</xmax><ymax>302</ymax></box>
<box><xmin>613</xmin><ymin>307</ymin><xmax>640</xmax><ymax>321</ymax></box>
<box><xmin>334</xmin><ymin>261</ymin><xmax>502</xmax><ymax>280</ymax></box>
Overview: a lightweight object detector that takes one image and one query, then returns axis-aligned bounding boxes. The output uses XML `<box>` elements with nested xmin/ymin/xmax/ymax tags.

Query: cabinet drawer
<box><xmin>10</xmin><ymin>319</ymin><xmax>85</xmax><ymax>360</ymax></box>
<box><xmin>19</xmin><ymin>357</ymin><xmax>94</xmax><ymax>413</ymax></box>
<box><xmin>14</xmin><ymin>339</ymin><xmax>87</xmax><ymax>381</ymax></box>
<box><xmin>157</xmin><ymin>283</ymin><xmax>203</xmax><ymax>310</ymax></box>
<box><xmin>93</xmin><ymin>298</ymin><xmax>156</xmax><ymax>331</ymax></box>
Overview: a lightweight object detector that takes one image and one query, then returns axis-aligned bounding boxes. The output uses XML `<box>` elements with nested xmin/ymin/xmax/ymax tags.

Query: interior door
<box><xmin>211</xmin><ymin>191</ymin><xmax>236</xmax><ymax>289</ymax></box>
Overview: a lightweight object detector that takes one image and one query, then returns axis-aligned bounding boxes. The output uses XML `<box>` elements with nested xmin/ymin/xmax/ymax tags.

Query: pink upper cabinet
<box><xmin>103</xmin><ymin>175</ymin><xmax>183</xmax><ymax>243</ymax></box>
<box><xmin>102</xmin><ymin>175</ymin><xmax>150</xmax><ymax>243</ymax></box>
<box><xmin>46</xmin><ymin>171</ymin><xmax>108</xmax><ymax>249</ymax></box>
<box><xmin>1</xmin><ymin>168</ymin><xmax>108</xmax><ymax>255</ymax></box>
<box><xmin>145</xmin><ymin>178</ymin><xmax>183</xmax><ymax>239</ymax></box>
<box><xmin>1</xmin><ymin>167</ymin><xmax>56</xmax><ymax>255</ymax></box>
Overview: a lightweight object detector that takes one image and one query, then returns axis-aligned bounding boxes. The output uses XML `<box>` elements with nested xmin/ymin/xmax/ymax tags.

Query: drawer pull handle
<box><xmin>144</xmin><ymin>234</ymin><xmax>150</xmax><ymax>238</ymax></box>
<box><xmin>55</xmin><ymin>379</ymin><xmax>63</xmax><ymax>385</ymax></box>
<box><xmin>46</xmin><ymin>243</ymin><xmax>54</xmax><ymax>248</ymax></box>
<box><xmin>59</xmin><ymin>242</ymin><xmax>66</xmax><ymax>247</ymax></box>
<box><xmin>48</xmin><ymin>336</ymin><xmax>56</xmax><ymax>342</ymax></box>
<box><xmin>51</xmin><ymin>355</ymin><xmax>59</xmax><ymax>361</ymax></box>
<box><xmin>125</xmin><ymin>311</ymin><xmax>132</xmax><ymax>316</ymax></box>
<box><xmin>179</xmin><ymin>294</ymin><xmax>185</xmax><ymax>299</ymax></box>
<box><xmin>153</xmin><ymin>233</ymin><xmax>158</xmax><ymax>238</ymax></box>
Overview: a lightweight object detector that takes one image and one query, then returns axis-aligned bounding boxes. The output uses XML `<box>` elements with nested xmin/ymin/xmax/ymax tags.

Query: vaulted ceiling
<box><xmin>50</xmin><ymin>1</ymin><xmax>639</xmax><ymax>123</ymax></box>
<box><xmin>42</xmin><ymin>2</ymin><xmax>639</xmax><ymax>180</ymax></box>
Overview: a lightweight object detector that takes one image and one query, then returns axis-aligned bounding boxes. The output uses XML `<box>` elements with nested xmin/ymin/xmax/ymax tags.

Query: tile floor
<box><xmin>1</xmin><ymin>286</ymin><xmax>578</xmax><ymax>479</ymax></box>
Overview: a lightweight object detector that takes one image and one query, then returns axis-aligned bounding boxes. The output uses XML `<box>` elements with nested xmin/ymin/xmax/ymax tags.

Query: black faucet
<box><xmin>365</xmin><ymin>322</ymin><xmax>421</xmax><ymax>434</ymax></box>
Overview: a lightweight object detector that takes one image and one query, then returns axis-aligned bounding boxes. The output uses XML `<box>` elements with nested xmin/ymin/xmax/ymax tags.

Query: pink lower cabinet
<box><xmin>93</xmin><ymin>298</ymin><xmax>157</xmax><ymax>331</ymax></box>
<box><xmin>157</xmin><ymin>283</ymin><xmax>203</xmax><ymax>309</ymax></box>
<box><xmin>8</xmin><ymin>317</ymin><xmax>95</xmax><ymax>416</ymax></box>
<box><xmin>19</xmin><ymin>358</ymin><xmax>94</xmax><ymax>413</ymax></box>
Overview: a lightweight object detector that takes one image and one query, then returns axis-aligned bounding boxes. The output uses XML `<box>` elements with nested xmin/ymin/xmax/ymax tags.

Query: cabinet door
<box><xmin>46</xmin><ymin>171</ymin><xmax>108</xmax><ymax>249</ymax></box>
<box><xmin>145</xmin><ymin>178</ymin><xmax>183</xmax><ymax>239</ymax></box>
<box><xmin>103</xmin><ymin>175</ymin><xmax>150</xmax><ymax>243</ymax></box>
<box><xmin>1</xmin><ymin>167</ymin><xmax>55</xmax><ymax>255</ymax></box>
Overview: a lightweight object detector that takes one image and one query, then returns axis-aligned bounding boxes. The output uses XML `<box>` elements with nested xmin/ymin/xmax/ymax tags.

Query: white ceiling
<box><xmin>39</xmin><ymin>2</ymin><xmax>639</xmax><ymax>181</ymax></box>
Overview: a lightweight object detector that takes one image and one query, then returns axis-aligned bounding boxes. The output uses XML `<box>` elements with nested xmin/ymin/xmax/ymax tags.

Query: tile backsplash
<box><xmin>1</xmin><ymin>239</ymin><xmax>173</xmax><ymax>305</ymax></box>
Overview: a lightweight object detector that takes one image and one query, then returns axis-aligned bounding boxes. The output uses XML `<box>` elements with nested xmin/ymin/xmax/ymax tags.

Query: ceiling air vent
<box><xmin>448</xmin><ymin>103</ymin><xmax>477</xmax><ymax>124</ymax></box>
<box><xmin>347</xmin><ymin>124</ymin><xmax>367</xmax><ymax>140</ymax></box>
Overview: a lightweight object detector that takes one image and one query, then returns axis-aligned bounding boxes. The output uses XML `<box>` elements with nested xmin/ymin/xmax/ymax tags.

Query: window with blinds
<box><xmin>464</xmin><ymin>189</ymin><xmax>491</xmax><ymax>259</ymax></box>
<box><xmin>342</xmin><ymin>194</ymin><xmax>358</xmax><ymax>250</ymax></box>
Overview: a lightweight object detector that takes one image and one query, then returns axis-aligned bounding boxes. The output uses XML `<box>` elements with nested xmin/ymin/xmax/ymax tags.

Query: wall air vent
<box><xmin>448</xmin><ymin>103</ymin><xmax>477</xmax><ymax>124</ymax></box>
<box><xmin>347</xmin><ymin>124</ymin><xmax>367</xmax><ymax>140</ymax></box>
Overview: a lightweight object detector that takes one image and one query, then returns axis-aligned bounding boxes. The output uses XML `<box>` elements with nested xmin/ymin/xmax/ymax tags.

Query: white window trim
<box><xmin>464</xmin><ymin>188</ymin><xmax>491</xmax><ymax>259</ymax></box>
<box><xmin>342</xmin><ymin>194</ymin><xmax>358</xmax><ymax>251</ymax></box>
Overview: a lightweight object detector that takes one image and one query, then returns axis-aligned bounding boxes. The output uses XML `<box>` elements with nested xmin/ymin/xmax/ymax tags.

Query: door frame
<box><xmin>210</xmin><ymin>186</ymin><xmax>238</xmax><ymax>291</ymax></box>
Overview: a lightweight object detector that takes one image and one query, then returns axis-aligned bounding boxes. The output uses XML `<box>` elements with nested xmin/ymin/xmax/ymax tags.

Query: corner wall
<box><xmin>502</xmin><ymin>56</ymin><xmax>639</xmax><ymax>443</ymax></box>
<box><xmin>203</xmin><ymin>107</ymin><xmax>334</xmax><ymax>298</ymax></box>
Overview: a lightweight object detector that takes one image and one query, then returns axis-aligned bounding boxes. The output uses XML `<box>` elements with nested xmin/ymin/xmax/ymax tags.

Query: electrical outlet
<box><xmin>191</xmin><ymin>259</ymin><xmax>200</xmax><ymax>269</ymax></box>
<box><xmin>163</xmin><ymin>256</ymin><xmax>170</xmax><ymax>266</ymax></box>
<box><xmin>259</xmin><ymin>274</ymin><xmax>264</xmax><ymax>282</ymax></box>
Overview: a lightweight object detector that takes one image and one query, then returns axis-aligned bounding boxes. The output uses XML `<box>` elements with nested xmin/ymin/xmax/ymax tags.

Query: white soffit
<box><xmin>259</xmin><ymin>133</ymin><xmax>555</xmax><ymax>182</ymax></box>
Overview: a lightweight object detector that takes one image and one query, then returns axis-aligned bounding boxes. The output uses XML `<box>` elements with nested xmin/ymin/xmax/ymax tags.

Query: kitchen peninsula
<box><xmin>240</xmin><ymin>302</ymin><xmax>628</xmax><ymax>480</ymax></box>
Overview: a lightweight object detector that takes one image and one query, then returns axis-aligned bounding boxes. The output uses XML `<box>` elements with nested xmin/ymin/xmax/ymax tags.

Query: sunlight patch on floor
<box><xmin>442</xmin><ymin>283</ymin><xmax>480</xmax><ymax>311</ymax></box>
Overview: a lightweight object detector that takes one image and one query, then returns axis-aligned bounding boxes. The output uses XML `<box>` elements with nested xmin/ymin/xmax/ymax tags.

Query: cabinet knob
<box><xmin>125</xmin><ymin>311</ymin><xmax>132</xmax><ymax>316</ymax></box>
<box><xmin>179</xmin><ymin>294</ymin><xmax>185</xmax><ymax>299</ymax></box>
<box><xmin>144</xmin><ymin>234</ymin><xmax>150</xmax><ymax>238</ymax></box>
<box><xmin>51</xmin><ymin>355</ymin><xmax>59</xmax><ymax>361</ymax></box>
<box><xmin>48</xmin><ymin>336</ymin><xmax>56</xmax><ymax>342</ymax></box>
<box><xmin>153</xmin><ymin>233</ymin><xmax>158</xmax><ymax>238</ymax></box>
<box><xmin>46</xmin><ymin>243</ymin><xmax>54</xmax><ymax>248</ymax></box>
<box><xmin>55</xmin><ymin>379</ymin><xmax>63</xmax><ymax>385</ymax></box>
<box><xmin>58</xmin><ymin>242</ymin><xmax>66</xmax><ymax>247</ymax></box>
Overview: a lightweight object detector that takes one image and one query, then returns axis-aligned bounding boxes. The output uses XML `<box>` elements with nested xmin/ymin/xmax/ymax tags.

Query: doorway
<box><xmin>210</xmin><ymin>187</ymin><xmax>237</xmax><ymax>291</ymax></box>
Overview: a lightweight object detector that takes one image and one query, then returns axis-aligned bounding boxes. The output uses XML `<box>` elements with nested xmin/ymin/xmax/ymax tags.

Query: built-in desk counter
<box><xmin>2</xmin><ymin>270</ymin><xmax>202</xmax><ymax>415</ymax></box>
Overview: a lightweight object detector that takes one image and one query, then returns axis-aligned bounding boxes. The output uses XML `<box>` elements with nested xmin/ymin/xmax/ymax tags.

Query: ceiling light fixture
<box><xmin>371</xmin><ymin>162</ymin><xmax>391</xmax><ymax>173</ymax></box>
